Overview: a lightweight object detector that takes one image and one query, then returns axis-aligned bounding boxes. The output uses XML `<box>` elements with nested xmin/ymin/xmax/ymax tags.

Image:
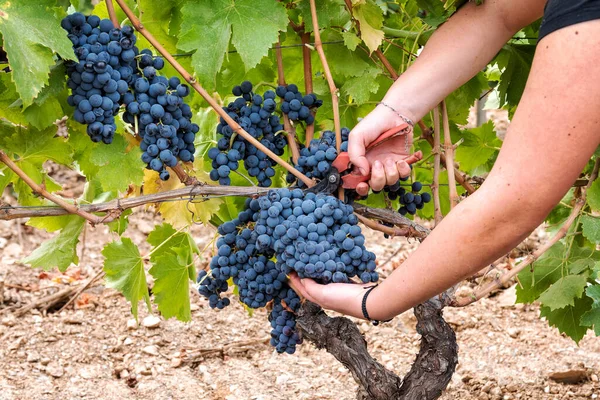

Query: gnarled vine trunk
<box><xmin>297</xmin><ymin>292</ymin><xmax>457</xmax><ymax>400</ymax></box>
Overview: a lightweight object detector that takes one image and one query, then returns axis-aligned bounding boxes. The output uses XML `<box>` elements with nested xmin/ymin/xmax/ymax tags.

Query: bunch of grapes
<box><xmin>121</xmin><ymin>50</ymin><xmax>198</xmax><ymax>181</ymax></box>
<box><xmin>208</xmin><ymin>81</ymin><xmax>286</xmax><ymax>187</ymax></box>
<box><xmin>269</xmin><ymin>288</ymin><xmax>302</xmax><ymax>354</ymax></box>
<box><xmin>275</xmin><ymin>84</ymin><xmax>322</xmax><ymax>125</ymax></box>
<box><xmin>198</xmin><ymin>188</ymin><xmax>377</xmax><ymax>354</ymax></box>
<box><xmin>385</xmin><ymin>180</ymin><xmax>432</xmax><ymax>216</ymax></box>
<box><xmin>61</xmin><ymin>13</ymin><xmax>131</xmax><ymax>144</ymax></box>
<box><xmin>287</xmin><ymin>128</ymin><xmax>350</xmax><ymax>188</ymax></box>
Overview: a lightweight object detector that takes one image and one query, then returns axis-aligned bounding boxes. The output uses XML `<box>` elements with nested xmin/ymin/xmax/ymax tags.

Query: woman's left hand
<box><xmin>288</xmin><ymin>272</ymin><xmax>373</xmax><ymax>319</ymax></box>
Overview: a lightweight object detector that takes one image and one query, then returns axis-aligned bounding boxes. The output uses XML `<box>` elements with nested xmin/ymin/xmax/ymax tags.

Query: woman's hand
<box><xmin>348</xmin><ymin>104</ymin><xmax>416</xmax><ymax>196</ymax></box>
<box><xmin>288</xmin><ymin>272</ymin><xmax>375</xmax><ymax>320</ymax></box>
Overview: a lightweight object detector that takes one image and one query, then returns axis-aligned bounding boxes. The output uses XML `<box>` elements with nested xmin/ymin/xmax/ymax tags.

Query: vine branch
<box><xmin>442</xmin><ymin>101</ymin><xmax>459</xmax><ymax>208</ymax></box>
<box><xmin>275</xmin><ymin>37</ymin><xmax>300</xmax><ymax>164</ymax></box>
<box><xmin>432</xmin><ymin>106</ymin><xmax>443</xmax><ymax>225</ymax></box>
<box><xmin>0</xmin><ymin>150</ymin><xmax>114</xmax><ymax>225</ymax></box>
<box><xmin>453</xmin><ymin>158</ymin><xmax>600</xmax><ymax>307</ymax></box>
<box><xmin>105</xmin><ymin>0</ymin><xmax>120</xmax><ymax>28</ymax></box>
<box><xmin>112</xmin><ymin>0</ymin><xmax>313</xmax><ymax>188</ymax></box>
<box><xmin>301</xmin><ymin>30</ymin><xmax>316</xmax><ymax>145</ymax></box>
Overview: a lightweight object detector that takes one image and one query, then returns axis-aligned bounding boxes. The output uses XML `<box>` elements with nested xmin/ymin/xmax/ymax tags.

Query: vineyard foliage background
<box><xmin>0</xmin><ymin>0</ymin><xmax>599</xmax><ymax>343</ymax></box>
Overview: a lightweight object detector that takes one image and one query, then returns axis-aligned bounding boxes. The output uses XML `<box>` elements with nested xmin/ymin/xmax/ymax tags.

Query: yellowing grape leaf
<box><xmin>353</xmin><ymin>1</ymin><xmax>384</xmax><ymax>53</ymax></box>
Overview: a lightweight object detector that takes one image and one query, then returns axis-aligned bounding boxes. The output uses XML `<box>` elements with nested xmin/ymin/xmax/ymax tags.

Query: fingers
<box><xmin>348</xmin><ymin>133</ymin><xmax>371</xmax><ymax>176</ymax></box>
<box><xmin>288</xmin><ymin>272</ymin><xmax>324</xmax><ymax>305</ymax></box>
<box><xmin>396</xmin><ymin>160</ymin><xmax>412</xmax><ymax>179</ymax></box>
<box><xmin>383</xmin><ymin>158</ymin><xmax>399</xmax><ymax>185</ymax></box>
<box><xmin>369</xmin><ymin>160</ymin><xmax>386</xmax><ymax>192</ymax></box>
<box><xmin>356</xmin><ymin>182</ymin><xmax>370</xmax><ymax>197</ymax></box>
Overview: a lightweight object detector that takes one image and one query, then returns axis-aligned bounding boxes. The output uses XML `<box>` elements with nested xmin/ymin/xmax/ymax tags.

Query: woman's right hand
<box><xmin>348</xmin><ymin>104</ymin><xmax>418</xmax><ymax>196</ymax></box>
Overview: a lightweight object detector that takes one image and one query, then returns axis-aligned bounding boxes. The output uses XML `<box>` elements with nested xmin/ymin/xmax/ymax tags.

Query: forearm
<box><xmin>385</xmin><ymin>1</ymin><xmax>543</xmax><ymax>122</ymax></box>
<box><xmin>367</xmin><ymin>180</ymin><xmax>550</xmax><ymax>321</ymax></box>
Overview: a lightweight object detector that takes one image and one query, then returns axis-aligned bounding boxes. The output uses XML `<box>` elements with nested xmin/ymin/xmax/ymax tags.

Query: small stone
<box><xmin>127</xmin><ymin>319</ymin><xmax>138</xmax><ymax>330</ymax></box>
<box><xmin>119</xmin><ymin>369</ymin><xmax>130</xmax><ymax>379</ymax></box>
<box><xmin>142</xmin><ymin>315</ymin><xmax>161</xmax><ymax>329</ymax></box>
<box><xmin>124</xmin><ymin>337</ymin><xmax>133</xmax><ymax>346</ymax></box>
<box><xmin>46</xmin><ymin>362</ymin><xmax>64</xmax><ymax>378</ymax></box>
<box><xmin>490</xmin><ymin>387</ymin><xmax>502</xmax><ymax>396</ymax></box>
<box><xmin>1</xmin><ymin>316</ymin><xmax>16</xmax><ymax>327</ymax></box>
<box><xmin>507</xmin><ymin>328</ymin><xmax>520</xmax><ymax>338</ymax></box>
<box><xmin>482</xmin><ymin>381</ymin><xmax>494</xmax><ymax>393</ymax></box>
<box><xmin>478</xmin><ymin>393</ymin><xmax>489</xmax><ymax>400</ymax></box>
<box><xmin>505</xmin><ymin>384</ymin><xmax>518</xmax><ymax>393</ymax></box>
<box><xmin>142</xmin><ymin>345</ymin><xmax>159</xmax><ymax>356</ymax></box>
<box><xmin>170</xmin><ymin>358</ymin><xmax>182</xmax><ymax>368</ymax></box>
<box><xmin>590</xmin><ymin>374</ymin><xmax>598</xmax><ymax>382</ymax></box>
<box><xmin>26</xmin><ymin>352</ymin><xmax>40</xmax><ymax>363</ymax></box>
<box><xmin>40</xmin><ymin>358</ymin><xmax>51</xmax><ymax>366</ymax></box>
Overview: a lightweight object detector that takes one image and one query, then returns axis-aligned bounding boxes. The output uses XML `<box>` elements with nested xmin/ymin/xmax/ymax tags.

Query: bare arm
<box><xmin>291</xmin><ymin>5</ymin><xmax>600</xmax><ymax>320</ymax></box>
<box><xmin>348</xmin><ymin>0</ymin><xmax>546</xmax><ymax>186</ymax></box>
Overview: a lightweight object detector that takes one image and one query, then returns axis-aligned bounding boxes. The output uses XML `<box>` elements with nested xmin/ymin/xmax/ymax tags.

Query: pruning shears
<box><xmin>306</xmin><ymin>123</ymin><xmax>423</xmax><ymax>195</ymax></box>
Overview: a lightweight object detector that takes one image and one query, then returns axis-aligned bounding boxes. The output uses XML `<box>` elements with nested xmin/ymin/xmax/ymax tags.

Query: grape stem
<box><xmin>275</xmin><ymin>36</ymin><xmax>300</xmax><ymax>164</ymax></box>
<box><xmin>308</xmin><ymin>0</ymin><xmax>342</xmax><ymax>155</ymax></box>
<box><xmin>300</xmin><ymin>28</ymin><xmax>316</xmax><ymax>145</ymax></box>
<box><xmin>432</xmin><ymin>105</ymin><xmax>443</xmax><ymax>225</ymax></box>
<box><xmin>105</xmin><ymin>0</ymin><xmax>120</xmax><ymax>28</ymax></box>
<box><xmin>0</xmin><ymin>150</ymin><xmax>117</xmax><ymax>225</ymax></box>
<box><xmin>442</xmin><ymin>101</ymin><xmax>459</xmax><ymax>208</ymax></box>
<box><xmin>112</xmin><ymin>0</ymin><xmax>314</xmax><ymax>187</ymax></box>
<box><xmin>452</xmin><ymin>157</ymin><xmax>600</xmax><ymax>307</ymax></box>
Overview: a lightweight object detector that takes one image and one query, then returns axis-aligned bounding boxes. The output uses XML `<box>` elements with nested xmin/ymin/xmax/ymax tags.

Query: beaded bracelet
<box><xmin>361</xmin><ymin>284</ymin><xmax>392</xmax><ymax>326</ymax></box>
<box><xmin>377</xmin><ymin>102</ymin><xmax>415</xmax><ymax>127</ymax></box>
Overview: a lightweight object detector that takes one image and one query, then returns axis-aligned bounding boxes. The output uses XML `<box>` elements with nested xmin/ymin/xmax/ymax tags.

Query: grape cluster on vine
<box><xmin>208</xmin><ymin>81</ymin><xmax>287</xmax><ymax>187</ymax></box>
<box><xmin>276</xmin><ymin>84</ymin><xmax>322</xmax><ymax>125</ymax></box>
<box><xmin>198</xmin><ymin>188</ymin><xmax>377</xmax><ymax>354</ymax></box>
<box><xmin>62</xmin><ymin>13</ymin><xmax>199</xmax><ymax>181</ymax></box>
<box><xmin>62</xmin><ymin>13</ymin><xmax>130</xmax><ymax>144</ymax></box>
<box><xmin>385</xmin><ymin>179</ymin><xmax>432</xmax><ymax>216</ymax></box>
<box><xmin>287</xmin><ymin>128</ymin><xmax>350</xmax><ymax>187</ymax></box>
<box><xmin>122</xmin><ymin>50</ymin><xmax>198</xmax><ymax>181</ymax></box>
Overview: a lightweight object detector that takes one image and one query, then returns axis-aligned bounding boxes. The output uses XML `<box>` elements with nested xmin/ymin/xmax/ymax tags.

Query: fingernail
<box><xmin>359</xmin><ymin>168</ymin><xmax>367</xmax><ymax>176</ymax></box>
<box><xmin>373</xmin><ymin>161</ymin><xmax>382</xmax><ymax>170</ymax></box>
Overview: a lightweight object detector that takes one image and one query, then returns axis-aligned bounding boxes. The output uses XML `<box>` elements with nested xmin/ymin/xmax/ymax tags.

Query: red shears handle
<box><xmin>332</xmin><ymin>124</ymin><xmax>422</xmax><ymax>189</ymax></box>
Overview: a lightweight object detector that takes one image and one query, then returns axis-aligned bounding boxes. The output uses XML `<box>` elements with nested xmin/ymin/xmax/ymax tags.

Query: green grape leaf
<box><xmin>149</xmin><ymin>248</ymin><xmax>194</xmax><ymax>321</ymax></box>
<box><xmin>137</xmin><ymin>0</ymin><xmax>182</xmax><ymax>54</ymax></box>
<box><xmin>89</xmin><ymin>134</ymin><xmax>144</xmax><ymax>193</ymax></box>
<box><xmin>582</xmin><ymin>215</ymin><xmax>600</xmax><ymax>244</ymax></box>
<box><xmin>0</xmin><ymin>165</ymin><xmax>14</xmax><ymax>194</ymax></box>
<box><xmin>353</xmin><ymin>1</ymin><xmax>385</xmax><ymax>53</ymax></box>
<box><xmin>0</xmin><ymin>1</ymin><xmax>74</xmax><ymax>106</ymax></box>
<box><xmin>446</xmin><ymin>72</ymin><xmax>488</xmax><ymax>124</ymax></box>
<box><xmin>580</xmin><ymin>307</ymin><xmax>600</xmax><ymax>336</ymax></box>
<box><xmin>107</xmin><ymin>209</ymin><xmax>132</xmax><ymax>236</ymax></box>
<box><xmin>179</xmin><ymin>0</ymin><xmax>287</xmax><ymax>88</ymax></box>
<box><xmin>0</xmin><ymin>72</ymin><xmax>27</xmax><ymax>124</ymax></box>
<box><xmin>102</xmin><ymin>238</ymin><xmax>151</xmax><ymax>319</ymax></box>
<box><xmin>23</xmin><ymin>63</ymin><xmax>67</xmax><ymax>130</ymax></box>
<box><xmin>0</xmin><ymin>125</ymin><xmax>72</xmax><ymax>165</ymax></box>
<box><xmin>297</xmin><ymin>0</ymin><xmax>347</xmax><ymax>33</ymax></box>
<box><xmin>586</xmin><ymin>285</ymin><xmax>600</xmax><ymax>308</ymax></box>
<box><xmin>586</xmin><ymin>180</ymin><xmax>600</xmax><ymax>212</ymax></box>
<box><xmin>517</xmin><ymin>242</ymin><xmax>599</xmax><ymax>304</ymax></box>
<box><xmin>538</xmin><ymin>275</ymin><xmax>588</xmax><ymax>311</ymax></box>
<box><xmin>22</xmin><ymin>216</ymin><xmax>85</xmax><ymax>271</ymax></box>
<box><xmin>322</xmin><ymin>31</ymin><xmax>379</xmax><ymax>78</ymax></box>
<box><xmin>455</xmin><ymin>121</ymin><xmax>501</xmax><ymax>173</ymax></box>
<box><xmin>342</xmin><ymin>30</ymin><xmax>361</xmax><ymax>51</ymax></box>
<box><xmin>540</xmin><ymin>295</ymin><xmax>593</xmax><ymax>344</ymax></box>
<box><xmin>341</xmin><ymin>73</ymin><xmax>380</xmax><ymax>104</ymax></box>
<box><xmin>147</xmin><ymin>223</ymin><xmax>199</xmax><ymax>264</ymax></box>
<box><xmin>569</xmin><ymin>258</ymin><xmax>595</xmax><ymax>275</ymax></box>
<box><xmin>516</xmin><ymin>242</ymin><xmax>568</xmax><ymax>304</ymax></box>
<box><xmin>494</xmin><ymin>44</ymin><xmax>535</xmax><ymax>107</ymax></box>
<box><xmin>27</xmin><ymin>215</ymin><xmax>74</xmax><ymax>232</ymax></box>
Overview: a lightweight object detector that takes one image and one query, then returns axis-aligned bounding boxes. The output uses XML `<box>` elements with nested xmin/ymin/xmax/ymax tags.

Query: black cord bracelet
<box><xmin>361</xmin><ymin>284</ymin><xmax>392</xmax><ymax>326</ymax></box>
